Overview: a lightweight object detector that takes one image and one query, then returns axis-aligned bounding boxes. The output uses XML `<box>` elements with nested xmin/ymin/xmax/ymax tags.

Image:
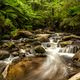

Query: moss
<box><xmin>60</xmin><ymin>41</ymin><xmax>73</xmax><ymax>47</ymax></box>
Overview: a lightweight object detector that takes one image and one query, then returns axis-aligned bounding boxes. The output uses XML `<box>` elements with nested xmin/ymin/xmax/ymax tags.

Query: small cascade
<box><xmin>39</xmin><ymin>48</ymin><xmax>68</xmax><ymax>80</ymax></box>
<box><xmin>3</xmin><ymin>54</ymin><xmax>14</xmax><ymax>64</ymax></box>
<box><xmin>60</xmin><ymin>45</ymin><xmax>80</xmax><ymax>53</ymax></box>
<box><xmin>39</xmin><ymin>34</ymin><xmax>76</xmax><ymax>80</ymax></box>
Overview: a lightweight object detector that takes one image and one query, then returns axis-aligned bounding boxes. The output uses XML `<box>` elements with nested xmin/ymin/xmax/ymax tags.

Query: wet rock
<box><xmin>72</xmin><ymin>45</ymin><xmax>80</xmax><ymax>53</ymax></box>
<box><xmin>68</xmin><ymin>72</ymin><xmax>80</xmax><ymax>80</ymax></box>
<box><xmin>36</xmin><ymin>34</ymin><xmax>50</xmax><ymax>38</ymax></box>
<box><xmin>6</xmin><ymin>57</ymin><xmax>45</xmax><ymax>80</ymax></box>
<box><xmin>13</xmin><ymin>30</ymin><xmax>33</xmax><ymax>39</ymax></box>
<box><xmin>36</xmin><ymin>37</ymin><xmax>49</xmax><ymax>42</ymax></box>
<box><xmin>12</xmin><ymin>52</ymin><xmax>19</xmax><ymax>57</ymax></box>
<box><xmin>25</xmin><ymin>44</ymin><xmax>31</xmax><ymax>48</ymax></box>
<box><xmin>0</xmin><ymin>50</ymin><xmax>10</xmax><ymax>60</ymax></box>
<box><xmin>18</xmin><ymin>43</ymin><xmax>25</xmax><ymax>46</ymax></box>
<box><xmin>35</xmin><ymin>34</ymin><xmax>50</xmax><ymax>42</ymax></box>
<box><xmin>59</xmin><ymin>41</ymin><xmax>73</xmax><ymax>47</ymax></box>
<box><xmin>34</xmin><ymin>46</ymin><xmax>45</xmax><ymax>53</ymax></box>
<box><xmin>2</xmin><ymin>41</ymin><xmax>16</xmax><ymax>50</ymax></box>
<box><xmin>72</xmin><ymin>40</ymin><xmax>80</xmax><ymax>47</ymax></box>
<box><xmin>47</xmin><ymin>43</ymin><xmax>51</xmax><ymax>47</ymax></box>
<box><xmin>12</xmin><ymin>57</ymin><xmax>21</xmax><ymax>64</ymax></box>
<box><xmin>1</xmin><ymin>43</ymin><xmax>8</xmax><ymax>49</ymax></box>
<box><xmin>32</xmin><ymin>41</ymin><xmax>41</xmax><ymax>46</ymax></box>
<box><xmin>72</xmin><ymin>50</ymin><xmax>80</xmax><ymax>67</ymax></box>
<box><xmin>62</xmin><ymin>35</ymin><xmax>80</xmax><ymax>41</ymax></box>
<box><xmin>0</xmin><ymin>61</ymin><xmax>6</xmax><ymax>73</ymax></box>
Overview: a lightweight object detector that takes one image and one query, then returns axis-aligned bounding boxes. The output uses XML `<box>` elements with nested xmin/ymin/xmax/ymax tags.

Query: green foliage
<box><xmin>11</xmin><ymin>29</ymin><xmax>19</xmax><ymax>37</ymax></box>
<box><xmin>0</xmin><ymin>0</ymin><xmax>80</xmax><ymax>39</ymax></box>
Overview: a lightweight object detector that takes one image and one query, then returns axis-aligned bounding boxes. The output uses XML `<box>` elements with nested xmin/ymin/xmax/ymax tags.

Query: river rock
<box><xmin>13</xmin><ymin>30</ymin><xmax>33</xmax><ymax>39</ymax></box>
<box><xmin>36</xmin><ymin>34</ymin><xmax>50</xmax><ymax>38</ymax></box>
<box><xmin>34</xmin><ymin>29</ymin><xmax>43</xmax><ymax>34</ymax></box>
<box><xmin>59</xmin><ymin>41</ymin><xmax>73</xmax><ymax>47</ymax></box>
<box><xmin>62</xmin><ymin>35</ymin><xmax>80</xmax><ymax>41</ymax></box>
<box><xmin>0</xmin><ymin>61</ymin><xmax>7</xmax><ymax>73</ymax></box>
<box><xmin>12</xmin><ymin>52</ymin><xmax>19</xmax><ymax>57</ymax></box>
<box><xmin>32</xmin><ymin>41</ymin><xmax>41</xmax><ymax>46</ymax></box>
<box><xmin>34</xmin><ymin>46</ymin><xmax>45</xmax><ymax>54</ymax></box>
<box><xmin>68</xmin><ymin>72</ymin><xmax>80</xmax><ymax>80</ymax></box>
<box><xmin>0</xmin><ymin>50</ymin><xmax>10</xmax><ymax>60</ymax></box>
<box><xmin>6</xmin><ymin>57</ymin><xmax>45</xmax><ymax>80</ymax></box>
<box><xmin>72</xmin><ymin>50</ymin><xmax>80</xmax><ymax>67</ymax></box>
<box><xmin>2</xmin><ymin>41</ymin><xmax>16</xmax><ymax>50</ymax></box>
<box><xmin>36</xmin><ymin>37</ymin><xmax>49</xmax><ymax>42</ymax></box>
<box><xmin>35</xmin><ymin>34</ymin><xmax>50</xmax><ymax>42</ymax></box>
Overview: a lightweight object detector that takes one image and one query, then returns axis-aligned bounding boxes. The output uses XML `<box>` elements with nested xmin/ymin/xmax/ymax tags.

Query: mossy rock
<box><xmin>2</xmin><ymin>41</ymin><xmax>15</xmax><ymax>49</ymax></box>
<box><xmin>34</xmin><ymin>46</ymin><xmax>46</xmax><ymax>54</ymax></box>
<box><xmin>13</xmin><ymin>30</ymin><xmax>33</xmax><ymax>39</ymax></box>
<box><xmin>59</xmin><ymin>41</ymin><xmax>73</xmax><ymax>47</ymax></box>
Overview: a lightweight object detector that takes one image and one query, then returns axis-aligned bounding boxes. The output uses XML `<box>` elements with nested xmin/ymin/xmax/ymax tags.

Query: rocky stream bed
<box><xmin>0</xmin><ymin>29</ymin><xmax>80</xmax><ymax>80</ymax></box>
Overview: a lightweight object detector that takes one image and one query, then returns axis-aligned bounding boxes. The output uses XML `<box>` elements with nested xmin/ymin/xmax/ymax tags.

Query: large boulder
<box><xmin>0</xmin><ymin>50</ymin><xmax>10</xmax><ymax>60</ymax></box>
<box><xmin>6</xmin><ymin>57</ymin><xmax>45</xmax><ymax>80</ymax></box>
<box><xmin>72</xmin><ymin>50</ymin><xmax>80</xmax><ymax>67</ymax></box>
<box><xmin>13</xmin><ymin>30</ymin><xmax>33</xmax><ymax>39</ymax></box>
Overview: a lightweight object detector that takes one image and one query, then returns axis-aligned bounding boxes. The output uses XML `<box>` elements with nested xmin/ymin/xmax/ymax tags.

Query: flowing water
<box><xmin>24</xmin><ymin>34</ymin><xmax>76</xmax><ymax>80</ymax></box>
<box><xmin>2</xmin><ymin>55</ymin><xmax>19</xmax><ymax>78</ymax></box>
<box><xmin>2</xmin><ymin>33</ymin><xmax>78</xmax><ymax>80</ymax></box>
<box><xmin>39</xmin><ymin>35</ymin><xmax>75</xmax><ymax>80</ymax></box>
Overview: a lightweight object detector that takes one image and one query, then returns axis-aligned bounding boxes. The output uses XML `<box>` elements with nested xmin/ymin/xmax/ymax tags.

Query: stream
<box><xmin>1</xmin><ymin>33</ymin><xmax>80</xmax><ymax>80</ymax></box>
